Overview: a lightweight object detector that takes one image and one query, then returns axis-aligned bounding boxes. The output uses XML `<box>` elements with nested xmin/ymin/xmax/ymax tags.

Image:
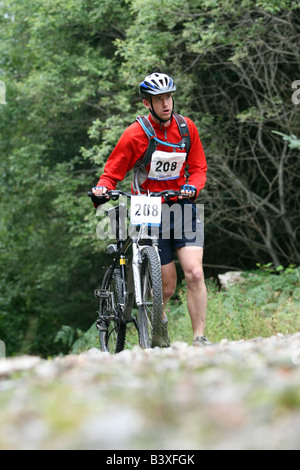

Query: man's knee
<box><xmin>163</xmin><ymin>279</ymin><xmax>177</xmax><ymax>300</ymax></box>
<box><xmin>184</xmin><ymin>265</ymin><xmax>204</xmax><ymax>287</ymax></box>
<box><xmin>161</xmin><ymin>262</ymin><xmax>177</xmax><ymax>300</ymax></box>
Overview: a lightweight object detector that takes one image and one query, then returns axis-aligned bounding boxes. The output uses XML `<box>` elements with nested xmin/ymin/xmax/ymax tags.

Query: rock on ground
<box><xmin>218</xmin><ymin>271</ymin><xmax>246</xmax><ymax>289</ymax></box>
<box><xmin>0</xmin><ymin>333</ymin><xmax>300</xmax><ymax>450</ymax></box>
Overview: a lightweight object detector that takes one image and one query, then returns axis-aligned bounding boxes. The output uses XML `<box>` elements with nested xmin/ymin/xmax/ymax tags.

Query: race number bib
<box><xmin>130</xmin><ymin>196</ymin><xmax>162</xmax><ymax>226</ymax></box>
<box><xmin>148</xmin><ymin>150</ymin><xmax>186</xmax><ymax>181</ymax></box>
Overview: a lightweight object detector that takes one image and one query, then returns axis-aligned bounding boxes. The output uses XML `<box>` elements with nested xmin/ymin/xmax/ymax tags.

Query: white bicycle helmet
<box><xmin>140</xmin><ymin>73</ymin><xmax>176</xmax><ymax>98</ymax></box>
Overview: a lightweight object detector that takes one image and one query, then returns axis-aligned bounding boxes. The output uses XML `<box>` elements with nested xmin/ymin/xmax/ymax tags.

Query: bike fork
<box><xmin>132</xmin><ymin>243</ymin><xmax>143</xmax><ymax>306</ymax></box>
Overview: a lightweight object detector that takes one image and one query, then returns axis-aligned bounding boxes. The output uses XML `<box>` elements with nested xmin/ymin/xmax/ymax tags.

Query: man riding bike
<box><xmin>92</xmin><ymin>72</ymin><xmax>208</xmax><ymax>348</ymax></box>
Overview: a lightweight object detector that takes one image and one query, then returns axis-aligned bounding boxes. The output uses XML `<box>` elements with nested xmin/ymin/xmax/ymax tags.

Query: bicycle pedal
<box><xmin>94</xmin><ymin>289</ymin><xmax>110</xmax><ymax>298</ymax></box>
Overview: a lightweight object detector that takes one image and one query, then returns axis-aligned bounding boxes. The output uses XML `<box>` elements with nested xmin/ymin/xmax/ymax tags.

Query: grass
<box><xmin>168</xmin><ymin>266</ymin><xmax>300</xmax><ymax>344</ymax></box>
<box><xmin>71</xmin><ymin>266</ymin><xmax>300</xmax><ymax>353</ymax></box>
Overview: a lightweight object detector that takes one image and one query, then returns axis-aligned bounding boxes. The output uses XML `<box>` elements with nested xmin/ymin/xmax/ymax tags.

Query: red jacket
<box><xmin>97</xmin><ymin>114</ymin><xmax>207</xmax><ymax>197</ymax></box>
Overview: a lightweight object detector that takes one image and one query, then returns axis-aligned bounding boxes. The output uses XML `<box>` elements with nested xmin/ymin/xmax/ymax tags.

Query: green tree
<box><xmin>0</xmin><ymin>0</ymin><xmax>130</xmax><ymax>355</ymax></box>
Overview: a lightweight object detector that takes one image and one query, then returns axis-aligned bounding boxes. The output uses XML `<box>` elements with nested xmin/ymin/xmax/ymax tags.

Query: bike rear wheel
<box><xmin>138</xmin><ymin>246</ymin><xmax>163</xmax><ymax>349</ymax></box>
<box><xmin>98</xmin><ymin>267</ymin><xmax>127</xmax><ymax>353</ymax></box>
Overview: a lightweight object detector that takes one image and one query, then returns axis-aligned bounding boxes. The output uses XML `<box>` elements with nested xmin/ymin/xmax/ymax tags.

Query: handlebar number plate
<box><xmin>130</xmin><ymin>196</ymin><xmax>162</xmax><ymax>226</ymax></box>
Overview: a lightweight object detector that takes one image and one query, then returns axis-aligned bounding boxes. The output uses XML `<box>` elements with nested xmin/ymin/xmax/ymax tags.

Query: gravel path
<box><xmin>0</xmin><ymin>333</ymin><xmax>300</xmax><ymax>450</ymax></box>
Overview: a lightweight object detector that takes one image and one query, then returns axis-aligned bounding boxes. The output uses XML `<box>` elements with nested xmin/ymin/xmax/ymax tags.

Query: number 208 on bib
<box><xmin>130</xmin><ymin>196</ymin><xmax>162</xmax><ymax>226</ymax></box>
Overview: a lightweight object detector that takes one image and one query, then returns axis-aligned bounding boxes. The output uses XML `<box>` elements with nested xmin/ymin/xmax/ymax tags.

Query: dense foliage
<box><xmin>0</xmin><ymin>0</ymin><xmax>299</xmax><ymax>355</ymax></box>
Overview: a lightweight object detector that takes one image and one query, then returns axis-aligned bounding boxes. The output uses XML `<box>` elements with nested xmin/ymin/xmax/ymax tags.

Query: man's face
<box><xmin>143</xmin><ymin>93</ymin><xmax>173</xmax><ymax>123</ymax></box>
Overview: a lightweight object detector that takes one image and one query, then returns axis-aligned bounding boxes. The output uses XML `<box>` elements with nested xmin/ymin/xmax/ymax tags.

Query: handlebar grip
<box><xmin>88</xmin><ymin>190</ymin><xmax>109</xmax><ymax>206</ymax></box>
<box><xmin>87</xmin><ymin>190</ymin><xmax>110</xmax><ymax>199</ymax></box>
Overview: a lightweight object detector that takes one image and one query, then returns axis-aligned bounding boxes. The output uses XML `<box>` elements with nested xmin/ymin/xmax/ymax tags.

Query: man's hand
<box><xmin>178</xmin><ymin>184</ymin><xmax>197</xmax><ymax>200</ymax></box>
<box><xmin>92</xmin><ymin>186</ymin><xmax>110</xmax><ymax>198</ymax></box>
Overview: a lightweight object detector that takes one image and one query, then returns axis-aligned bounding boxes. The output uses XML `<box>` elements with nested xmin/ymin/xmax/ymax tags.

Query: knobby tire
<box><xmin>138</xmin><ymin>246</ymin><xmax>163</xmax><ymax>349</ymax></box>
<box><xmin>98</xmin><ymin>267</ymin><xmax>126</xmax><ymax>353</ymax></box>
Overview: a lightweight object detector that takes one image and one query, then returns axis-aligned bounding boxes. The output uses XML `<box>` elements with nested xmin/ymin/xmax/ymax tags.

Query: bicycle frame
<box><xmin>105</xmin><ymin>220</ymin><xmax>160</xmax><ymax>317</ymax></box>
<box><xmin>89</xmin><ymin>189</ymin><xmax>183</xmax><ymax>350</ymax></box>
<box><xmin>89</xmin><ymin>188</ymin><xmax>182</xmax><ymax>306</ymax></box>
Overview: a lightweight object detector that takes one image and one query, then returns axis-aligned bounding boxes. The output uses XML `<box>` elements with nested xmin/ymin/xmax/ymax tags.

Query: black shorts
<box><xmin>153</xmin><ymin>199</ymin><xmax>204</xmax><ymax>266</ymax></box>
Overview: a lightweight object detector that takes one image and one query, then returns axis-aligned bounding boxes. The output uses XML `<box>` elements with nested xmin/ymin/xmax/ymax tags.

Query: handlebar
<box><xmin>87</xmin><ymin>189</ymin><xmax>183</xmax><ymax>204</ymax></box>
<box><xmin>87</xmin><ymin>190</ymin><xmax>132</xmax><ymax>200</ymax></box>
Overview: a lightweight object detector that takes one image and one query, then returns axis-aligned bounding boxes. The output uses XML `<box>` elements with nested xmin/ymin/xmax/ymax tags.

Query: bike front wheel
<box><xmin>138</xmin><ymin>246</ymin><xmax>163</xmax><ymax>349</ymax></box>
<box><xmin>98</xmin><ymin>267</ymin><xmax>127</xmax><ymax>353</ymax></box>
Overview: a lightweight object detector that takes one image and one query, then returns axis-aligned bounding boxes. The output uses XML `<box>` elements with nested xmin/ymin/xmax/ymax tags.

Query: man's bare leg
<box><xmin>161</xmin><ymin>261</ymin><xmax>177</xmax><ymax>320</ymax></box>
<box><xmin>176</xmin><ymin>247</ymin><xmax>207</xmax><ymax>339</ymax></box>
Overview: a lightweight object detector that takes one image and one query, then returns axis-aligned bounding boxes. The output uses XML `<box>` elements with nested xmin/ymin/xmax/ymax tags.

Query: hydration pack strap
<box><xmin>173</xmin><ymin>113</ymin><xmax>191</xmax><ymax>155</ymax></box>
<box><xmin>136</xmin><ymin>116</ymin><xmax>158</xmax><ymax>169</ymax></box>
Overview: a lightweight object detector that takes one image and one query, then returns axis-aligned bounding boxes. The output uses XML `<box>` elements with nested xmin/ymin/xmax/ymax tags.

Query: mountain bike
<box><xmin>88</xmin><ymin>189</ymin><xmax>182</xmax><ymax>353</ymax></box>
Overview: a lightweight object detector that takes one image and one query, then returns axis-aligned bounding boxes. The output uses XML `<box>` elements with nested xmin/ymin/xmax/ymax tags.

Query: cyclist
<box><xmin>92</xmin><ymin>72</ymin><xmax>209</xmax><ymax>348</ymax></box>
